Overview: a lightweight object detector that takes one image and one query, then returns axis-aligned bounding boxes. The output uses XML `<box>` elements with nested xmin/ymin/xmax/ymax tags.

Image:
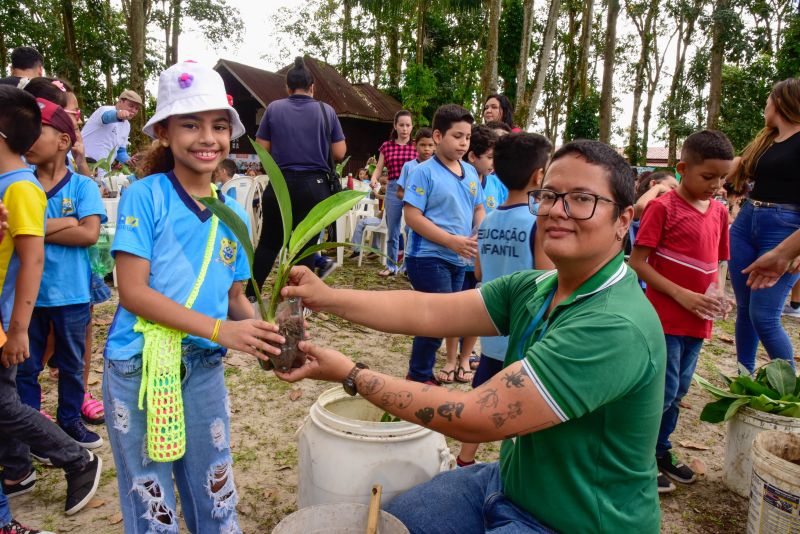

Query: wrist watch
<box><xmin>342</xmin><ymin>362</ymin><xmax>369</xmax><ymax>396</ymax></box>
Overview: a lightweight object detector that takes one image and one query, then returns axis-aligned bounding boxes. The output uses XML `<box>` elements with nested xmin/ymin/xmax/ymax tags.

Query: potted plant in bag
<box><xmin>199</xmin><ymin>139</ymin><xmax>385</xmax><ymax>372</ymax></box>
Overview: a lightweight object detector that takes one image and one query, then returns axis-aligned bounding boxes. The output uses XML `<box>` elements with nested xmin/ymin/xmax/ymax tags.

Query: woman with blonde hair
<box><xmin>728</xmin><ymin>78</ymin><xmax>800</xmax><ymax>373</ymax></box>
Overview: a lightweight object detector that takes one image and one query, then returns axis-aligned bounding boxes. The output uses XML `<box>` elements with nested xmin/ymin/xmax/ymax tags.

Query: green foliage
<box><xmin>497</xmin><ymin>0</ymin><xmax>524</xmax><ymax>102</ymax></box>
<box><xmin>401</xmin><ymin>63</ymin><xmax>438</xmax><ymax>126</ymax></box>
<box><xmin>563</xmin><ymin>89</ymin><xmax>600</xmax><ymax>141</ymax></box>
<box><xmin>695</xmin><ymin>360</ymin><xmax>800</xmax><ymax>423</ymax></box>
<box><xmin>776</xmin><ymin>11</ymin><xmax>800</xmax><ymax>79</ymax></box>
<box><xmin>718</xmin><ymin>55</ymin><xmax>775</xmax><ymax>152</ymax></box>
<box><xmin>198</xmin><ymin>138</ymin><xmax>367</xmax><ymax>323</ymax></box>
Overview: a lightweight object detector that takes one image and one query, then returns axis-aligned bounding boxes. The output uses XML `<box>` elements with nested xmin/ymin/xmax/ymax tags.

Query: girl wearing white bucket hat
<box><xmin>103</xmin><ymin>61</ymin><xmax>283</xmax><ymax>533</ymax></box>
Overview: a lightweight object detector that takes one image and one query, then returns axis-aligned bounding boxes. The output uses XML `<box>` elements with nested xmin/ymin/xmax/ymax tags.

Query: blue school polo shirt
<box><xmin>397</xmin><ymin>158</ymin><xmax>422</xmax><ymax>190</ymax></box>
<box><xmin>105</xmin><ymin>172</ymin><xmax>251</xmax><ymax>360</ymax></box>
<box><xmin>37</xmin><ymin>171</ymin><xmax>107</xmax><ymax>307</ymax></box>
<box><xmin>403</xmin><ymin>156</ymin><xmax>485</xmax><ymax>265</ymax></box>
<box><xmin>482</xmin><ymin>173</ymin><xmax>508</xmax><ymax>211</ymax></box>
<box><xmin>477</xmin><ymin>204</ymin><xmax>536</xmax><ymax>360</ymax></box>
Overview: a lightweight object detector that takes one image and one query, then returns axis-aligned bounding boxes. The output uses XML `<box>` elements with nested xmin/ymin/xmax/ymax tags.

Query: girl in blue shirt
<box><xmin>103</xmin><ymin>62</ymin><xmax>283</xmax><ymax>534</ymax></box>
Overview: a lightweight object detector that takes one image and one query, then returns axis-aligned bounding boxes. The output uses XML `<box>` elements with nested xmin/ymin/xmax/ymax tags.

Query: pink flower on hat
<box><xmin>226</xmin><ymin>94</ymin><xmax>234</xmax><ymax>106</ymax></box>
<box><xmin>178</xmin><ymin>72</ymin><xmax>194</xmax><ymax>89</ymax></box>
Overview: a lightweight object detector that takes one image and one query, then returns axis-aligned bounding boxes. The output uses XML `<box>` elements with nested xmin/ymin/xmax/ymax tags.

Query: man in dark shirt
<box><xmin>0</xmin><ymin>47</ymin><xmax>43</xmax><ymax>89</ymax></box>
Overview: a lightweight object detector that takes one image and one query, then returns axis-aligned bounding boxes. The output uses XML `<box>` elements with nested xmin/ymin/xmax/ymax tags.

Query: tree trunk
<box><xmin>60</xmin><ymin>0</ymin><xmax>82</xmax><ymax>101</ymax></box>
<box><xmin>372</xmin><ymin>15</ymin><xmax>382</xmax><ymax>86</ymax></box>
<box><xmin>706</xmin><ymin>0</ymin><xmax>729</xmax><ymax>129</ymax></box>
<box><xmin>416</xmin><ymin>0</ymin><xmax>426</xmax><ymax>64</ymax></box>
<box><xmin>525</xmin><ymin>0</ymin><xmax>561</xmax><ymax>128</ymax></box>
<box><xmin>563</xmin><ymin>3</ymin><xmax>580</xmax><ymax>122</ymax></box>
<box><xmin>666</xmin><ymin>1</ymin><xmax>700</xmax><ymax>167</ymax></box>
<box><xmin>479</xmin><ymin>0</ymin><xmax>502</xmax><ymax>100</ymax></box>
<box><xmin>342</xmin><ymin>0</ymin><xmax>351</xmax><ymax>77</ymax></box>
<box><xmin>624</xmin><ymin>0</ymin><xmax>657</xmax><ymax>164</ymax></box>
<box><xmin>169</xmin><ymin>0</ymin><xmax>180</xmax><ymax>65</ymax></box>
<box><xmin>577</xmin><ymin>0</ymin><xmax>594</xmax><ymax>99</ymax></box>
<box><xmin>643</xmin><ymin>18</ymin><xmax>671</xmax><ymax>167</ymax></box>
<box><xmin>598</xmin><ymin>0</ymin><xmax>619</xmax><ymax>143</ymax></box>
<box><xmin>0</xmin><ymin>18</ymin><xmax>7</xmax><ymax>77</ymax></box>
<box><xmin>514</xmin><ymin>0</ymin><xmax>536</xmax><ymax>124</ymax></box>
<box><xmin>122</xmin><ymin>0</ymin><xmax>151</xmax><ymax>150</ymax></box>
<box><xmin>387</xmin><ymin>25</ymin><xmax>401</xmax><ymax>89</ymax></box>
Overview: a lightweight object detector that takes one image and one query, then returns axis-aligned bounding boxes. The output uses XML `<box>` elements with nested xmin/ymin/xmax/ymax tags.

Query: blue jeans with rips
<box><xmin>17</xmin><ymin>303</ymin><xmax>91</xmax><ymax>426</ymax></box>
<box><xmin>729</xmin><ymin>201</ymin><xmax>800</xmax><ymax>372</ymax></box>
<box><xmin>0</xmin><ymin>484</ymin><xmax>10</xmax><ymax>527</ymax></box>
<box><xmin>102</xmin><ymin>344</ymin><xmax>241</xmax><ymax>534</ymax></box>
<box><xmin>385</xmin><ymin>180</ymin><xmax>404</xmax><ymax>273</ymax></box>
<box><xmin>385</xmin><ymin>462</ymin><xmax>556</xmax><ymax>533</ymax></box>
<box><xmin>656</xmin><ymin>335</ymin><xmax>704</xmax><ymax>455</ymax></box>
<box><xmin>405</xmin><ymin>256</ymin><xmax>465</xmax><ymax>382</ymax></box>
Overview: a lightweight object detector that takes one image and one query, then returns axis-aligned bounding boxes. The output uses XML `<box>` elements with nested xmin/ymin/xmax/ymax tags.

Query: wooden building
<box><xmin>214</xmin><ymin>57</ymin><xmax>402</xmax><ymax>174</ymax></box>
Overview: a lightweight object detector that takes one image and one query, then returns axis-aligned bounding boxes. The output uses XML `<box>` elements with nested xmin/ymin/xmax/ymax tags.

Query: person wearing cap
<box><xmin>104</xmin><ymin>61</ymin><xmax>283</xmax><ymax>533</ymax></box>
<box><xmin>80</xmin><ymin>89</ymin><xmax>142</xmax><ymax>171</ymax></box>
<box><xmin>0</xmin><ymin>47</ymin><xmax>44</xmax><ymax>89</ymax></box>
<box><xmin>15</xmin><ymin>98</ymin><xmax>108</xmax><ymax>454</ymax></box>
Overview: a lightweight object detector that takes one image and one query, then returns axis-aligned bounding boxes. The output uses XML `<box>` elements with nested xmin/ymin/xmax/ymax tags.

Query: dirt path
<box><xmin>11</xmin><ymin>260</ymin><xmax>800</xmax><ymax>533</ymax></box>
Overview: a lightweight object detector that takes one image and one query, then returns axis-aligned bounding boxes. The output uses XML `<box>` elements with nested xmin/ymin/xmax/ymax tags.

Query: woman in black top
<box><xmin>249</xmin><ymin>57</ymin><xmax>346</xmax><ymax>298</ymax></box>
<box><xmin>728</xmin><ymin>78</ymin><xmax>800</xmax><ymax>372</ymax></box>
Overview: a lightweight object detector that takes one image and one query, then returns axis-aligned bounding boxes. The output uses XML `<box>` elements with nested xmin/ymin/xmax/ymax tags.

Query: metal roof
<box><xmin>215</xmin><ymin>56</ymin><xmax>400</xmax><ymax>123</ymax></box>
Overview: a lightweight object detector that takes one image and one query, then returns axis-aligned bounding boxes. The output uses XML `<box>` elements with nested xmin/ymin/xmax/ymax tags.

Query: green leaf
<box><xmin>737</xmin><ymin>363</ymin><xmax>752</xmax><ymax>378</ymax></box>
<box><xmin>737</xmin><ymin>375</ymin><xmax>781</xmax><ymax>399</ymax></box>
<box><xmin>287</xmin><ymin>190</ymin><xmax>367</xmax><ymax>258</ymax></box>
<box><xmin>777</xmin><ymin>405</ymin><xmax>800</xmax><ymax>418</ymax></box>
<box><xmin>723</xmin><ymin>397</ymin><xmax>750</xmax><ymax>421</ymax></box>
<box><xmin>250</xmin><ymin>138</ymin><xmax>292</xmax><ymax>251</ymax></box>
<box><xmin>693</xmin><ymin>374</ymin><xmax>749</xmax><ymax>399</ymax></box>
<box><xmin>335</xmin><ymin>155</ymin><xmax>351</xmax><ymax>177</ymax></box>
<box><xmin>765</xmin><ymin>360</ymin><xmax>797</xmax><ymax>398</ymax></box>
<box><xmin>197</xmin><ymin>196</ymin><xmax>253</xmax><ymax>265</ymax></box>
<box><xmin>700</xmin><ymin>397</ymin><xmax>735</xmax><ymax>423</ymax></box>
<box><xmin>749</xmin><ymin>394</ymin><xmax>782</xmax><ymax>413</ymax></box>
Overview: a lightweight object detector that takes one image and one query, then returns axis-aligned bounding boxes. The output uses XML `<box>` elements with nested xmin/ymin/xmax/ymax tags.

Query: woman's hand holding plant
<box><xmin>215</xmin><ymin>319</ymin><xmax>284</xmax><ymax>363</ymax></box>
<box><xmin>280</xmin><ymin>266</ymin><xmax>336</xmax><ymax>312</ymax></box>
<box><xmin>274</xmin><ymin>341</ymin><xmax>354</xmax><ymax>384</ymax></box>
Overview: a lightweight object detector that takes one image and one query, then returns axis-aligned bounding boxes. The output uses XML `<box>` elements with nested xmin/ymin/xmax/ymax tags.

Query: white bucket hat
<box><xmin>143</xmin><ymin>61</ymin><xmax>245</xmax><ymax>140</ymax></box>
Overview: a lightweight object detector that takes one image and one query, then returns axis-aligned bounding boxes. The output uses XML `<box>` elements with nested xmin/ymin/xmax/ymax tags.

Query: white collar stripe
<box><xmin>574</xmin><ymin>262</ymin><xmax>628</xmax><ymax>301</ymax></box>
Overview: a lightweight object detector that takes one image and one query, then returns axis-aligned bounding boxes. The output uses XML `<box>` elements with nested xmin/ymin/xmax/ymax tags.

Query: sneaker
<box><xmin>64</xmin><ymin>451</ymin><xmax>102</xmax><ymax>515</ymax></box>
<box><xmin>30</xmin><ymin>451</ymin><xmax>52</xmax><ymax>466</ymax></box>
<box><xmin>2</xmin><ymin>470</ymin><xmax>36</xmax><ymax>498</ymax></box>
<box><xmin>317</xmin><ymin>258</ymin><xmax>338</xmax><ymax>280</ymax></box>
<box><xmin>1</xmin><ymin>519</ymin><xmax>55</xmax><ymax>534</ymax></box>
<box><xmin>61</xmin><ymin>420</ymin><xmax>103</xmax><ymax>449</ymax></box>
<box><xmin>657</xmin><ymin>452</ymin><xmax>696</xmax><ymax>484</ymax></box>
<box><xmin>782</xmin><ymin>303</ymin><xmax>800</xmax><ymax>318</ymax></box>
<box><xmin>657</xmin><ymin>472</ymin><xmax>676</xmax><ymax>494</ymax></box>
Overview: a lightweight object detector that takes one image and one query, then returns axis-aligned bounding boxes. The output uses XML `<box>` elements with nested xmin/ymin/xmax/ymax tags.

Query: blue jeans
<box><xmin>729</xmin><ymin>201</ymin><xmax>800</xmax><ymax>372</ymax></box>
<box><xmin>351</xmin><ymin>216</ymin><xmax>381</xmax><ymax>252</ymax></box>
<box><xmin>103</xmin><ymin>345</ymin><xmax>241</xmax><ymax>534</ymax></box>
<box><xmin>385</xmin><ymin>462</ymin><xmax>556</xmax><ymax>533</ymax></box>
<box><xmin>656</xmin><ymin>335</ymin><xmax>704</xmax><ymax>455</ymax></box>
<box><xmin>385</xmin><ymin>180</ymin><xmax>404</xmax><ymax>273</ymax></box>
<box><xmin>0</xmin><ymin>482</ymin><xmax>10</xmax><ymax>527</ymax></box>
<box><xmin>17</xmin><ymin>303</ymin><xmax>91</xmax><ymax>426</ymax></box>
<box><xmin>405</xmin><ymin>256</ymin><xmax>465</xmax><ymax>382</ymax></box>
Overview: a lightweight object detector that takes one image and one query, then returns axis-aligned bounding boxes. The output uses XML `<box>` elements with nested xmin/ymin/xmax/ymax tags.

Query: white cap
<box><xmin>143</xmin><ymin>61</ymin><xmax>245</xmax><ymax>140</ymax></box>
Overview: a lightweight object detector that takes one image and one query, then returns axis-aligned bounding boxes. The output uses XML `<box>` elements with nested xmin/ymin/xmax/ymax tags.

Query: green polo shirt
<box><xmin>480</xmin><ymin>253</ymin><xmax>666</xmax><ymax>533</ymax></box>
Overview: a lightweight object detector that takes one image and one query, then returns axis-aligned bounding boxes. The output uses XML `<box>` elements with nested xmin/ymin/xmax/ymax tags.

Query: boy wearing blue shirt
<box><xmin>17</xmin><ymin>98</ymin><xmax>107</xmax><ymax>450</ymax></box>
<box><xmin>456</xmin><ymin>131</ymin><xmax>553</xmax><ymax>467</ymax></box>
<box><xmin>403</xmin><ymin>104</ymin><xmax>485</xmax><ymax>384</ymax></box>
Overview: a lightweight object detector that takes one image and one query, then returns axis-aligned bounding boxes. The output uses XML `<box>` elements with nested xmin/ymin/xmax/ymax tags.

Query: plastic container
<box><xmin>297</xmin><ymin>387</ymin><xmax>453</xmax><ymax>509</ymax></box>
<box><xmin>272</xmin><ymin>503</ymin><xmax>408</xmax><ymax>534</ymax></box>
<box><xmin>261</xmin><ymin>297</ymin><xmax>306</xmax><ymax>372</ymax></box>
<box><xmin>723</xmin><ymin>406</ymin><xmax>800</xmax><ymax>496</ymax></box>
<box><xmin>746</xmin><ymin>431</ymin><xmax>800</xmax><ymax>533</ymax></box>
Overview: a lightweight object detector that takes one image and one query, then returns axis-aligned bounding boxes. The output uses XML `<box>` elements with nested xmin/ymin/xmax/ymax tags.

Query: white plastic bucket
<box><xmin>746</xmin><ymin>431</ymin><xmax>800</xmax><ymax>534</ymax></box>
<box><xmin>297</xmin><ymin>387</ymin><xmax>453</xmax><ymax>508</ymax></box>
<box><xmin>272</xmin><ymin>503</ymin><xmax>409</xmax><ymax>534</ymax></box>
<box><xmin>723</xmin><ymin>406</ymin><xmax>800</xmax><ymax>496</ymax></box>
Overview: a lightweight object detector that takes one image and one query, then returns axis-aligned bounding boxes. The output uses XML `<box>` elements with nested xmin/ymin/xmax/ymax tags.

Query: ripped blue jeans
<box><xmin>103</xmin><ymin>345</ymin><xmax>241</xmax><ymax>534</ymax></box>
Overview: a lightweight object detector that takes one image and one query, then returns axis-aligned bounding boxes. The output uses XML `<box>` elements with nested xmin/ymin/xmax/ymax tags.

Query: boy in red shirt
<box><xmin>630</xmin><ymin>130</ymin><xmax>734</xmax><ymax>493</ymax></box>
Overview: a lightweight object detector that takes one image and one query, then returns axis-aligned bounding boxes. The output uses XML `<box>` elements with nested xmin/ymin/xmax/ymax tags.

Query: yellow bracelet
<box><xmin>210</xmin><ymin>319</ymin><xmax>222</xmax><ymax>343</ymax></box>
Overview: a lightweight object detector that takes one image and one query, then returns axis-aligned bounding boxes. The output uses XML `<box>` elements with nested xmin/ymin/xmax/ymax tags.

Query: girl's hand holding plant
<box><xmin>274</xmin><ymin>341</ymin><xmax>354</xmax><ymax>384</ymax></box>
<box><xmin>215</xmin><ymin>319</ymin><xmax>284</xmax><ymax>364</ymax></box>
<box><xmin>280</xmin><ymin>266</ymin><xmax>336</xmax><ymax>312</ymax></box>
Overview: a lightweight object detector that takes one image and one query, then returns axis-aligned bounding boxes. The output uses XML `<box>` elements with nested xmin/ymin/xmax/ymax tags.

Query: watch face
<box><xmin>343</xmin><ymin>379</ymin><xmax>357</xmax><ymax>396</ymax></box>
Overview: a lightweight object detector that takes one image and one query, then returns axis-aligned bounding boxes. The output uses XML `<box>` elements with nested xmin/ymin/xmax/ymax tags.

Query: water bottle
<box><xmin>704</xmin><ymin>261</ymin><xmax>731</xmax><ymax>320</ymax></box>
<box><xmin>459</xmin><ymin>225</ymin><xmax>480</xmax><ymax>267</ymax></box>
<box><xmin>346</xmin><ymin>173</ymin><xmax>354</xmax><ymax>190</ymax></box>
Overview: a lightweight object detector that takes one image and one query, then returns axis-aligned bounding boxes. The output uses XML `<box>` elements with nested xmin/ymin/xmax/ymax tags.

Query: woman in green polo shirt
<box><xmin>276</xmin><ymin>140</ymin><xmax>666</xmax><ymax>533</ymax></box>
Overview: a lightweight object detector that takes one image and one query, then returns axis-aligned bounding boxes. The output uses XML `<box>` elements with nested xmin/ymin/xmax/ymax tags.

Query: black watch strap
<box><xmin>343</xmin><ymin>362</ymin><xmax>369</xmax><ymax>396</ymax></box>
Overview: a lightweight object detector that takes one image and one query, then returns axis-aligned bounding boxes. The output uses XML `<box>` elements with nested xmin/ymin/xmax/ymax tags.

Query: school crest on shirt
<box><xmin>469</xmin><ymin>181</ymin><xmax>478</xmax><ymax>197</ymax></box>
<box><xmin>486</xmin><ymin>196</ymin><xmax>497</xmax><ymax>209</ymax></box>
<box><xmin>219</xmin><ymin>238</ymin><xmax>237</xmax><ymax>266</ymax></box>
<box><xmin>412</xmin><ymin>186</ymin><xmax>425</xmax><ymax>196</ymax></box>
<box><xmin>61</xmin><ymin>198</ymin><xmax>75</xmax><ymax>216</ymax></box>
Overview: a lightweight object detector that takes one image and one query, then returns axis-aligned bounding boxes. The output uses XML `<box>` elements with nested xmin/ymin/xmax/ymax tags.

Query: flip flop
<box><xmin>436</xmin><ymin>369</ymin><xmax>455</xmax><ymax>384</ymax></box>
<box><xmin>81</xmin><ymin>391</ymin><xmax>105</xmax><ymax>425</ymax></box>
<box><xmin>377</xmin><ymin>269</ymin><xmax>396</xmax><ymax>277</ymax></box>
<box><xmin>455</xmin><ymin>367</ymin><xmax>474</xmax><ymax>383</ymax></box>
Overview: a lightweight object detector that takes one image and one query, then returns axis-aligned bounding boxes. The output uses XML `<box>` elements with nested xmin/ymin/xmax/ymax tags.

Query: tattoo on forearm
<box><xmin>501</xmin><ymin>370</ymin><xmax>526</xmax><ymax>389</ymax></box>
<box><xmin>359</xmin><ymin>375</ymin><xmax>386</xmax><ymax>395</ymax></box>
<box><xmin>490</xmin><ymin>401</ymin><xmax>524</xmax><ymax>429</ymax></box>
<box><xmin>415</xmin><ymin>407</ymin><xmax>434</xmax><ymax>424</ymax></box>
<box><xmin>380</xmin><ymin>391</ymin><xmax>413</xmax><ymax>408</ymax></box>
<box><xmin>476</xmin><ymin>388</ymin><xmax>499</xmax><ymax>412</ymax></box>
<box><xmin>436</xmin><ymin>401</ymin><xmax>464</xmax><ymax>422</ymax></box>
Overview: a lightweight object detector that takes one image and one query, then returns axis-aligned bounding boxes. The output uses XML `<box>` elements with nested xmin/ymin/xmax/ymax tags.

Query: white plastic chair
<box><xmin>247</xmin><ymin>175</ymin><xmax>269</xmax><ymax>247</ymax></box>
<box><xmin>221</xmin><ymin>176</ymin><xmax>253</xmax><ymax>210</ymax></box>
<box><xmin>357</xmin><ymin>210</ymin><xmax>388</xmax><ymax>267</ymax></box>
<box><xmin>348</xmin><ymin>198</ymin><xmax>378</xmax><ymax>240</ymax></box>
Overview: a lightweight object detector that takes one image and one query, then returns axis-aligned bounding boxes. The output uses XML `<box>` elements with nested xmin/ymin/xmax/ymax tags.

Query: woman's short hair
<box><xmin>550</xmin><ymin>140</ymin><xmax>635</xmax><ymax>209</ymax></box>
<box><xmin>286</xmin><ymin>56</ymin><xmax>314</xmax><ymax>91</ymax></box>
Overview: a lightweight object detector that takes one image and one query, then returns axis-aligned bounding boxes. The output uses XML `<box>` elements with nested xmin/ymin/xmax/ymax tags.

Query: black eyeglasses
<box><xmin>528</xmin><ymin>189</ymin><xmax>621</xmax><ymax>220</ymax></box>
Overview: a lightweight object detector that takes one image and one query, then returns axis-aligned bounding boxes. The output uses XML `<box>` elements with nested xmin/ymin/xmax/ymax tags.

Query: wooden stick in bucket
<box><xmin>366</xmin><ymin>484</ymin><xmax>383</xmax><ymax>534</ymax></box>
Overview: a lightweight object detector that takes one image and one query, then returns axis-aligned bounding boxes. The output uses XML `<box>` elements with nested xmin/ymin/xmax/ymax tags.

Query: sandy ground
<box><xmin>9</xmin><ymin>258</ymin><xmax>800</xmax><ymax>533</ymax></box>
